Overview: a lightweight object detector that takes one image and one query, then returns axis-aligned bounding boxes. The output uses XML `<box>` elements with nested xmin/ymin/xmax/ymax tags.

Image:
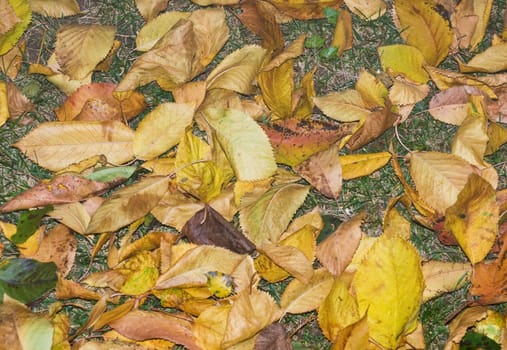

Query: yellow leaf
<box><xmin>316</xmin><ymin>212</ymin><xmax>365</xmax><ymax>277</ymax></box>
<box><xmin>30</xmin><ymin>0</ymin><xmax>80</xmax><ymax>17</ymax></box>
<box><xmin>134</xmin><ymin>102</ymin><xmax>194</xmax><ymax>160</ymax></box>
<box><xmin>222</xmin><ymin>290</ymin><xmax>281</xmax><ymax>347</ymax></box>
<box><xmin>331</xmin><ymin>315</ymin><xmax>370</xmax><ymax>350</ymax></box>
<box><xmin>451</xmin><ymin>99</ymin><xmax>489</xmax><ymax>168</ymax></box>
<box><xmin>378</xmin><ymin>44</ymin><xmax>429</xmax><ymax>84</ymax></box>
<box><xmin>0</xmin><ymin>81</ymin><xmax>7</xmax><ymax>127</ymax></box>
<box><xmin>205</xmin><ymin>271</ymin><xmax>234</xmax><ymax>298</ymax></box>
<box><xmin>86</xmin><ymin>176</ymin><xmax>170</xmax><ymax>233</ymax></box>
<box><xmin>135</xmin><ymin>11</ymin><xmax>191</xmax><ymax>51</ymax></box>
<box><xmin>258</xmin><ymin>59</ymin><xmax>294</xmax><ymax>120</ymax></box>
<box><xmin>295</xmin><ymin>144</ymin><xmax>342</xmax><ymax>199</ymax></box>
<box><xmin>194</xmin><ymin>304</ymin><xmax>230</xmax><ymax>350</ymax></box>
<box><xmin>206</xmin><ymin>45</ymin><xmax>267</xmax><ymax>95</ymax></box>
<box><xmin>393</xmin><ymin>0</ymin><xmax>452</xmax><ymax>66</ymax></box>
<box><xmin>14</xmin><ymin>121</ymin><xmax>134</xmax><ymax>171</ymax></box>
<box><xmin>340</xmin><ymin>152</ymin><xmax>391</xmax><ymax>180</ymax></box>
<box><xmin>383</xmin><ymin>205</ymin><xmax>411</xmax><ymax>240</ymax></box>
<box><xmin>344</xmin><ymin>0</ymin><xmax>386</xmax><ymax>20</ymax></box>
<box><xmin>203</xmin><ymin>108</ymin><xmax>277</xmax><ymax>181</ymax></box>
<box><xmin>134</xmin><ymin>0</ymin><xmax>167</xmax><ymax>21</ymax></box>
<box><xmin>0</xmin><ymin>0</ymin><xmax>31</xmax><ymax>56</ymax></box>
<box><xmin>445</xmin><ymin>173</ymin><xmax>499</xmax><ymax>264</ymax></box>
<box><xmin>388</xmin><ymin>77</ymin><xmax>430</xmax><ymax>106</ymax></box>
<box><xmin>332</xmin><ymin>9</ymin><xmax>352</xmax><ymax>56</ymax></box>
<box><xmin>318</xmin><ymin>275</ymin><xmax>360</xmax><ymax>341</ymax></box>
<box><xmin>313</xmin><ymin>89</ymin><xmax>370</xmax><ymax>122</ymax></box>
<box><xmin>48</xmin><ymin>202</ymin><xmax>90</xmax><ymax>235</ymax></box>
<box><xmin>459</xmin><ymin>42</ymin><xmax>507</xmax><ymax>73</ymax></box>
<box><xmin>409</xmin><ymin>151</ymin><xmax>476</xmax><ymax>213</ymax></box>
<box><xmin>354</xmin><ymin>69</ymin><xmax>388</xmax><ymax>109</ymax></box>
<box><xmin>120</xmin><ymin>251</ymin><xmax>159</xmax><ymax>295</ymax></box>
<box><xmin>280</xmin><ymin>268</ymin><xmax>334</xmax><ymax>314</ymax></box>
<box><xmin>486</xmin><ymin>122</ymin><xmax>507</xmax><ymax>154</ymax></box>
<box><xmin>240</xmin><ymin>183</ymin><xmax>310</xmax><ymax>245</ymax></box>
<box><xmin>353</xmin><ymin>234</ymin><xmax>424</xmax><ymax>349</ymax></box>
<box><xmin>55</xmin><ymin>25</ymin><xmax>116</xmax><ymax>80</ymax></box>
<box><xmin>421</xmin><ymin>261</ymin><xmax>472</xmax><ymax>302</ymax></box>
<box><xmin>0</xmin><ymin>220</ymin><xmax>41</xmax><ymax>257</ymax></box>
<box><xmin>255</xmin><ymin>224</ymin><xmax>316</xmax><ymax>282</ymax></box>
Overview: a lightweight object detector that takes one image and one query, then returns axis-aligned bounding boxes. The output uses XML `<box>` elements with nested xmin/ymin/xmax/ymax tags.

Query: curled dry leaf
<box><xmin>345</xmin><ymin>107</ymin><xmax>398</xmax><ymax>151</ymax></box>
<box><xmin>444</xmin><ymin>306</ymin><xmax>489</xmax><ymax>350</ymax></box>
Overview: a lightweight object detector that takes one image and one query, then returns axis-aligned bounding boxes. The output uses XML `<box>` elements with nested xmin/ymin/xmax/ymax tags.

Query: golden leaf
<box><xmin>240</xmin><ymin>183</ymin><xmax>310</xmax><ymax>245</ymax></box>
<box><xmin>354</xmin><ymin>69</ymin><xmax>388</xmax><ymax>109</ymax></box>
<box><xmin>119</xmin><ymin>251</ymin><xmax>159</xmax><ymax>295</ymax></box>
<box><xmin>332</xmin><ymin>9</ymin><xmax>352</xmax><ymax>56</ymax></box>
<box><xmin>136</xmin><ymin>11</ymin><xmax>191</xmax><ymax>51</ymax></box>
<box><xmin>313</xmin><ymin>89</ymin><xmax>370</xmax><ymax>122</ymax></box>
<box><xmin>134</xmin><ymin>102</ymin><xmax>194</xmax><ymax>160</ymax></box>
<box><xmin>340</xmin><ymin>152</ymin><xmax>391</xmax><ymax>180</ymax></box>
<box><xmin>0</xmin><ymin>81</ymin><xmax>7</xmax><ymax>127</ymax></box>
<box><xmin>378</xmin><ymin>44</ymin><xmax>429</xmax><ymax>84</ymax></box>
<box><xmin>14</xmin><ymin>121</ymin><xmax>134</xmax><ymax>171</ymax></box>
<box><xmin>393</xmin><ymin>0</ymin><xmax>452</xmax><ymax>66</ymax></box>
<box><xmin>0</xmin><ymin>0</ymin><xmax>31</xmax><ymax>56</ymax></box>
<box><xmin>280</xmin><ymin>268</ymin><xmax>334</xmax><ymax>314</ymax></box>
<box><xmin>258</xmin><ymin>59</ymin><xmax>294</xmax><ymax>120</ymax></box>
<box><xmin>445</xmin><ymin>173</ymin><xmax>499</xmax><ymax>264</ymax></box>
<box><xmin>459</xmin><ymin>42</ymin><xmax>507</xmax><ymax>73</ymax></box>
<box><xmin>55</xmin><ymin>25</ymin><xmax>116</xmax><ymax>80</ymax></box>
<box><xmin>353</xmin><ymin>234</ymin><xmax>424</xmax><ymax>349</ymax></box>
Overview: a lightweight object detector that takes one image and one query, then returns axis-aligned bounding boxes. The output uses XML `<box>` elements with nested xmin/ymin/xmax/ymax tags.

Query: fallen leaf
<box><xmin>119</xmin><ymin>251</ymin><xmax>159</xmax><ymax>295</ymax></box>
<box><xmin>86</xmin><ymin>176</ymin><xmax>170</xmax><ymax>233</ymax></box>
<box><xmin>332</xmin><ymin>9</ymin><xmax>353</xmax><ymax>56</ymax></box>
<box><xmin>331</xmin><ymin>315</ymin><xmax>370</xmax><ymax>350</ymax></box>
<box><xmin>135</xmin><ymin>11</ymin><xmax>191</xmax><ymax>52</ymax></box>
<box><xmin>444</xmin><ymin>306</ymin><xmax>489</xmax><ymax>350</ymax></box>
<box><xmin>295</xmin><ymin>144</ymin><xmax>342</xmax><ymax>199</ymax></box>
<box><xmin>313</xmin><ymin>89</ymin><xmax>371</xmax><ymax>122</ymax></box>
<box><xmin>14</xmin><ymin>120</ymin><xmax>135</xmax><ymax>171</ymax></box>
<box><xmin>340</xmin><ymin>152</ymin><xmax>391</xmax><ymax>180</ymax></box>
<box><xmin>459</xmin><ymin>42</ymin><xmax>507</xmax><ymax>73</ymax></box>
<box><xmin>353</xmin><ymin>234</ymin><xmax>424</xmax><ymax>349</ymax></box>
<box><xmin>0</xmin><ymin>0</ymin><xmax>31</xmax><ymax>56</ymax></box>
<box><xmin>445</xmin><ymin>173</ymin><xmax>498</xmax><ymax>264</ymax></box>
<box><xmin>182</xmin><ymin>205</ymin><xmax>256</xmax><ymax>254</ymax></box>
<box><xmin>0</xmin><ymin>40</ymin><xmax>24</xmax><ymax>79</ymax></box>
<box><xmin>378</xmin><ymin>44</ymin><xmax>429</xmax><ymax>84</ymax></box>
<box><xmin>258</xmin><ymin>60</ymin><xmax>295</xmax><ymax>120</ymax></box>
<box><xmin>240</xmin><ymin>183</ymin><xmax>310</xmax><ymax>245</ymax></box>
<box><xmin>452</xmin><ymin>0</ymin><xmax>492</xmax><ymax>51</ymax></box>
<box><xmin>346</xmin><ymin>108</ymin><xmax>397</xmax><ymax>151</ymax></box>
<box><xmin>30</xmin><ymin>0</ymin><xmax>80</xmax><ymax>17</ymax></box>
<box><xmin>253</xmin><ymin>323</ymin><xmax>292</xmax><ymax>350</ymax></box>
<box><xmin>5</xmin><ymin>81</ymin><xmax>34</xmax><ymax>120</ymax></box>
<box><xmin>421</xmin><ymin>260</ymin><xmax>472</xmax><ymax>302</ymax></box>
<box><xmin>393</xmin><ymin>0</ymin><xmax>452</xmax><ymax>66</ymax></box>
<box><xmin>134</xmin><ymin>0</ymin><xmax>167</xmax><ymax>21</ymax></box>
<box><xmin>486</xmin><ymin>121</ymin><xmax>507</xmax><ymax>154</ymax></box>
<box><xmin>344</xmin><ymin>0</ymin><xmax>386</xmax><ymax>20</ymax></box>
<box><xmin>265</xmin><ymin>0</ymin><xmax>343</xmax><ymax>20</ymax></box>
<box><xmin>428</xmin><ymin>85</ymin><xmax>487</xmax><ymax>125</ymax></box>
<box><xmin>109</xmin><ymin>310</ymin><xmax>200</xmax><ymax>350</ymax></box>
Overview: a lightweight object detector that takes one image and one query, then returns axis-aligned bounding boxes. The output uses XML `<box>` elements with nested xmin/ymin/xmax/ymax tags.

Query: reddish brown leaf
<box><xmin>109</xmin><ymin>310</ymin><xmax>200</xmax><ymax>350</ymax></box>
<box><xmin>470</xmin><ymin>247</ymin><xmax>507</xmax><ymax>305</ymax></box>
<box><xmin>254</xmin><ymin>323</ymin><xmax>292</xmax><ymax>350</ymax></box>
<box><xmin>0</xmin><ymin>174</ymin><xmax>111</xmax><ymax>213</ymax></box>
<box><xmin>182</xmin><ymin>205</ymin><xmax>256</xmax><ymax>254</ymax></box>
<box><xmin>346</xmin><ymin>107</ymin><xmax>398</xmax><ymax>151</ymax></box>
<box><xmin>55</xmin><ymin>82</ymin><xmax>146</xmax><ymax>121</ymax></box>
<box><xmin>260</xmin><ymin>117</ymin><xmax>355</xmax><ymax>166</ymax></box>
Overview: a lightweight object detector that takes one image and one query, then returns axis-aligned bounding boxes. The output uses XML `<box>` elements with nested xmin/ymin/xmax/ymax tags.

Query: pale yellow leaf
<box><xmin>295</xmin><ymin>144</ymin><xmax>342</xmax><ymax>199</ymax></box>
<box><xmin>280</xmin><ymin>268</ymin><xmax>334</xmax><ymax>314</ymax></box>
<box><xmin>422</xmin><ymin>261</ymin><xmax>472</xmax><ymax>302</ymax></box>
<box><xmin>393</xmin><ymin>0</ymin><xmax>453</xmax><ymax>66</ymax></box>
<box><xmin>353</xmin><ymin>234</ymin><xmax>424</xmax><ymax>349</ymax></box>
<box><xmin>318</xmin><ymin>275</ymin><xmax>360</xmax><ymax>341</ymax></box>
<box><xmin>486</xmin><ymin>122</ymin><xmax>507</xmax><ymax>154</ymax></box>
<box><xmin>30</xmin><ymin>0</ymin><xmax>80</xmax><ymax>17</ymax></box>
<box><xmin>409</xmin><ymin>151</ymin><xmax>476</xmax><ymax>213</ymax></box>
<box><xmin>459</xmin><ymin>42</ymin><xmax>507</xmax><ymax>73</ymax></box>
<box><xmin>206</xmin><ymin>45</ymin><xmax>266</xmax><ymax>95</ymax></box>
<box><xmin>344</xmin><ymin>0</ymin><xmax>386</xmax><ymax>20</ymax></box>
<box><xmin>445</xmin><ymin>173</ymin><xmax>499</xmax><ymax>264</ymax></box>
<box><xmin>203</xmin><ymin>108</ymin><xmax>277</xmax><ymax>181</ymax></box>
<box><xmin>134</xmin><ymin>102</ymin><xmax>194</xmax><ymax>160</ymax></box>
<box><xmin>388</xmin><ymin>78</ymin><xmax>429</xmax><ymax>106</ymax></box>
<box><xmin>55</xmin><ymin>25</ymin><xmax>116</xmax><ymax>80</ymax></box>
<box><xmin>313</xmin><ymin>89</ymin><xmax>370</xmax><ymax>122</ymax></box>
<box><xmin>134</xmin><ymin>0</ymin><xmax>167</xmax><ymax>21</ymax></box>
<box><xmin>383</xmin><ymin>205</ymin><xmax>411</xmax><ymax>240</ymax></box>
<box><xmin>0</xmin><ymin>81</ymin><xmax>7</xmax><ymax>127</ymax></box>
<box><xmin>340</xmin><ymin>152</ymin><xmax>391</xmax><ymax>180</ymax></box>
<box><xmin>428</xmin><ymin>85</ymin><xmax>487</xmax><ymax>125</ymax></box>
<box><xmin>14</xmin><ymin>121</ymin><xmax>134</xmax><ymax>171</ymax></box>
<box><xmin>135</xmin><ymin>11</ymin><xmax>191</xmax><ymax>51</ymax></box>
<box><xmin>316</xmin><ymin>212</ymin><xmax>365</xmax><ymax>276</ymax></box>
<box><xmin>257</xmin><ymin>242</ymin><xmax>314</xmax><ymax>284</ymax></box>
<box><xmin>378</xmin><ymin>44</ymin><xmax>429</xmax><ymax>84</ymax></box>
<box><xmin>86</xmin><ymin>176</ymin><xmax>170</xmax><ymax>233</ymax></box>
<box><xmin>194</xmin><ymin>304</ymin><xmax>230</xmax><ymax>350</ymax></box>
<box><xmin>240</xmin><ymin>183</ymin><xmax>310</xmax><ymax>245</ymax></box>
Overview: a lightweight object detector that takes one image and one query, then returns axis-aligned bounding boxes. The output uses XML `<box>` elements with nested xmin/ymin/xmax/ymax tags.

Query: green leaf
<box><xmin>324</xmin><ymin>7</ymin><xmax>338</xmax><ymax>24</ymax></box>
<box><xmin>203</xmin><ymin>108</ymin><xmax>277</xmax><ymax>181</ymax></box>
<box><xmin>0</xmin><ymin>258</ymin><xmax>58</xmax><ymax>303</ymax></box>
<box><xmin>305</xmin><ymin>35</ymin><xmax>326</xmax><ymax>49</ymax></box>
<box><xmin>85</xmin><ymin>166</ymin><xmax>137</xmax><ymax>182</ymax></box>
<box><xmin>12</xmin><ymin>205</ymin><xmax>53</xmax><ymax>244</ymax></box>
<box><xmin>319</xmin><ymin>47</ymin><xmax>338</xmax><ymax>59</ymax></box>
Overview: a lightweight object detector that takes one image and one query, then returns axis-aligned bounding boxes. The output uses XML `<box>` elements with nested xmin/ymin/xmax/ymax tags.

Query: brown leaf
<box><xmin>470</xmin><ymin>250</ymin><xmax>507</xmax><ymax>304</ymax></box>
<box><xmin>428</xmin><ymin>85</ymin><xmax>487</xmax><ymax>125</ymax></box>
<box><xmin>109</xmin><ymin>310</ymin><xmax>200</xmax><ymax>350</ymax></box>
<box><xmin>254</xmin><ymin>323</ymin><xmax>292</xmax><ymax>350</ymax></box>
<box><xmin>346</xmin><ymin>107</ymin><xmax>397</xmax><ymax>151</ymax></box>
<box><xmin>295</xmin><ymin>144</ymin><xmax>342</xmax><ymax>199</ymax></box>
<box><xmin>238</xmin><ymin>0</ymin><xmax>284</xmax><ymax>54</ymax></box>
<box><xmin>266</xmin><ymin>0</ymin><xmax>343</xmax><ymax>20</ymax></box>
<box><xmin>182</xmin><ymin>205</ymin><xmax>256</xmax><ymax>254</ymax></box>
<box><xmin>6</xmin><ymin>81</ymin><xmax>34</xmax><ymax>119</ymax></box>
<box><xmin>332</xmin><ymin>9</ymin><xmax>353</xmax><ymax>56</ymax></box>
<box><xmin>0</xmin><ymin>174</ymin><xmax>110</xmax><ymax>213</ymax></box>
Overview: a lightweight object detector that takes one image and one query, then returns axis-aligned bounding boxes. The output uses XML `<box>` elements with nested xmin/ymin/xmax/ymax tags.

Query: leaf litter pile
<box><xmin>1</xmin><ymin>0</ymin><xmax>507</xmax><ymax>349</ymax></box>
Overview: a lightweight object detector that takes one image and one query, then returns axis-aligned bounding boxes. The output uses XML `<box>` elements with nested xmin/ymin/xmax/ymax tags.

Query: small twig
<box><xmin>288</xmin><ymin>315</ymin><xmax>318</xmax><ymax>338</ymax></box>
<box><xmin>394</xmin><ymin>124</ymin><xmax>412</xmax><ymax>153</ymax></box>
